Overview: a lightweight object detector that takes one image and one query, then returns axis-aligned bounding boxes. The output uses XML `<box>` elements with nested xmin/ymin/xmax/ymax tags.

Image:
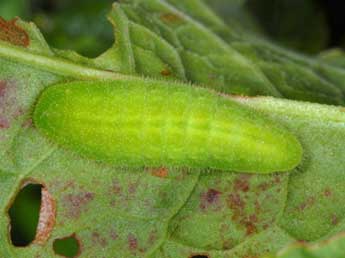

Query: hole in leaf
<box><xmin>53</xmin><ymin>234</ymin><xmax>81</xmax><ymax>258</ymax></box>
<box><xmin>189</xmin><ymin>255</ymin><xmax>210</xmax><ymax>258</ymax></box>
<box><xmin>8</xmin><ymin>183</ymin><xmax>42</xmax><ymax>246</ymax></box>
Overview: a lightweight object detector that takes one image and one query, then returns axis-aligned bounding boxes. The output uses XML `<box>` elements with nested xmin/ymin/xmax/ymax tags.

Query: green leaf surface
<box><xmin>319</xmin><ymin>48</ymin><xmax>345</xmax><ymax>69</ymax></box>
<box><xmin>0</xmin><ymin>0</ymin><xmax>27</xmax><ymax>20</ymax></box>
<box><xmin>266</xmin><ymin>233</ymin><xmax>345</xmax><ymax>258</ymax></box>
<box><xmin>168</xmin><ymin>0</ymin><xmax>345</xmax><ymax>105</ymax></box>
<box><xmin>1</xmin><ymin>1</ymin><xmax>345</xmax><ymax>258</ymax></box>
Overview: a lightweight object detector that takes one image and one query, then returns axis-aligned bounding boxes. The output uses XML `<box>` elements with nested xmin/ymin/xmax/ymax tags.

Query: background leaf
<box><xmin>267</xmin><ymin>233</ymin><xmax>345</xmax><ymax>258</ymax></box>
<box><xmin>0</xmin><ymin>0</ymin><xmax>28</xmax><ymax>20</ymax></box>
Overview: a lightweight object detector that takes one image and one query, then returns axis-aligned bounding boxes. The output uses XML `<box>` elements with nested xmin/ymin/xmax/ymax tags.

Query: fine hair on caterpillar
<box><xmin>33</xmin><ymin>79</ymin><xmax>303</xmax><ymax>174</ymax></box>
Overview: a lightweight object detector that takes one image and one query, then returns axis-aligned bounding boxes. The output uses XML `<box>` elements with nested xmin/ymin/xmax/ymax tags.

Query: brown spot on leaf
<box><xmin>128</xmin><ymin>233</ymin><xmax>138</xmax><ymax>250</ymax></box>
<box><xmin>111</xmin><ymin>180</ymin><xmax>122</xmax><ymax>194</ymax></box>
<box><xmin>110</xmin><ymin>230</ymin><xmax>118</xmax><ymax>240</ymax></box>
<box><xmin>0</xmin><ymin>117</ymin><xmax>9</xmax><ymax>129</ymax></box>
<box><xmin>0</xmin><ymin>80</ymin><xmax>23</xmax><ymax>130</ymax></box>
<box><xmin>244</xmin><ymin>214</ymin><xmax>258</xmax><ymax>235</ymax></box>
<box><xmin>324</xmin><ymin>188</ymin><xmax>332</xmax><ymax>197</ymax></box>
<box><xmin>331</xmin><ymin>214</ymin><xmax>339</xmax><ymax>225</ymax></box>
<box><xmin>298</xmin><ymin>196</ymin><xmax>315</xmax><ymax>211</ymax></box>
<box><xmin>200</xmin><ymin>189</ymin><xmax>222</xmax><ymax>210</ymax></box>
<box><xmin>33</xmin><ymin>187</ymin><xmax>56</xmax><ymax>245</ymax></box>
<box><xmin>151</xmin><ymin>167</ymin><xmax>169</xmax><ymax>178</ymax></box>
<box><xmin>258</xmin><ymin>175</ymin><xmax>282</xmax><ymax>191</ymax></box>
<box><xmin>205</xmin><ymin>189</ymin><xmax>221</xmax><ymax>203</ymax></box>
<box><xmin>0</xmin><ymin>17</ymin><xmax>30</xmax><ymax>47</ymax></box>
<box><xmin>258</xmin><ymin>182</ymin><xmax>270</xmax><ymax>191</ymax></box>
<box><xmin>160</xmin><ymin>13</ymin><xmax>184</xmax><ymax>24</ymax></box>
<box><xmin>274</xmin><ymin>175</ymin><xmax>281</xmax><ymax>184</ymax></box>
<box><xmin>128</xmin><ymin>181</ymin><xmax>139</xmax><ymax>195</ymax></box>
<box><xmin>161</xmin><ymin>68</ymin><xmax>171</xmax><ymax>76</ymax></box>
<box><xmin>63</xmin><ymin>192</ymin><xmax>94</xmax><ymax>219</ymax></box>
<box><xmin>245</xmin><ymin>223</ymin><xmax>257</xmax><ymax>235</ymax></box>
<box><xmin>225</xmin><ymin>174</ymin><xmax>275</xmax><ymax>236</ymax></box>
<box><xmin>234</xmin><ymin>175</ymin><xmax>251</xmax><ymax>192</ymax></box>
<box><xmin>227</xmin><ymin>193</ymin><xmax>245</xmax><ymax>214</ymax></box>
<box><xmin>92</xmin><ymin>232</ymin><xmax>107</xmax><ymax>247</ymax></box>
<box><xmin>0</xmin><ymin>80</ymin><xmax>6</xmax><ymax>97</ymax></box>
<box><xmin>0</xmin><ymin>80</ymin><xmax>10</xmax><ymax>129</ymax></box>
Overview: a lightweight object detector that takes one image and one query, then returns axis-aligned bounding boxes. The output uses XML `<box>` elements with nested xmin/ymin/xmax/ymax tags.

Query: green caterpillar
<box><xmin>33</xmin><ymin>79</ymin><xmax>302</xmax><ymax>173</ymax></box>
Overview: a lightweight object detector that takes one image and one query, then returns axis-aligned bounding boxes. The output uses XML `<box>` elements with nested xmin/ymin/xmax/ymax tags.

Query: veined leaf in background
<box><xmin>319</xmin><ymin>48</ymin><xmax>345</xmax><ymax>69</ymax></box>
<box><xmin>168</xmin><ymin>0</ymin><xmax>345</xmax><ymax>105</ymax></box>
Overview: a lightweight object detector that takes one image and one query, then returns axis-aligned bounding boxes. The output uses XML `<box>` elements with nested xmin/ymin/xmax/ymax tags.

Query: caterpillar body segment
<box><xmin>33</xmin><ymin>80</ymin><xmax>303</xmax><ymax>173</ymax></box>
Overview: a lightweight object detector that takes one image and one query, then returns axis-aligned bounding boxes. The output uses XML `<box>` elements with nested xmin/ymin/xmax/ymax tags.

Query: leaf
<box><xmin>155</xmin><ymin>96</ymin><xmax>345</xmax><ymax>258</ymax></box>
<box><xmin>1</xmin><ymin>1</ymin><xmax>345</xmax><ymax>258</ymax></box>
<box><xmin>0</xmin><ymin>0</ymin><xmax>27</xmax><ymax>20</ymax></box>
<box><xmin>30</xmin><ymin>0</ymin><xmax>114</xmax><ymax>57</ymax></box>
<box><xmin>319</xmin><ymin>48</ymin><xmax>345</xmax><ymax>69</ymax></box>
<box><xmin>266</xmin><ymin>233</ymin><xmax>345</xmax><ymax>258</ymax></box>
<box><xmin>116</xmin><ymin>0</ymin><xmax>281</xmax><ymax>97</ymax></box>
<box><xmin>0</xmin><ymin>14</ymin><xmax>200</xmax><ymax>258</ymax></box>
<box><xmin>167</xmin><ymin>0</ymin><xmax>345</xmax><ymax>104</ymax></box>
<box><xmin>192</xmin><ymin>0</ymin><xmax>265</xmax><ymax>36</ymax></box>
